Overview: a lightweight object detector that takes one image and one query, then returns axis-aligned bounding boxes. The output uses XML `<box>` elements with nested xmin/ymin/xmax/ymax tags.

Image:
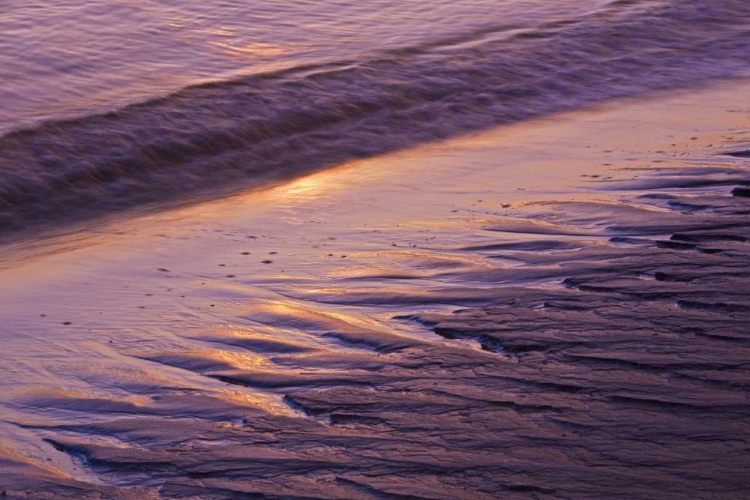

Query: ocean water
<box><xmin>1</xmin><ymin>0</ymin><xmax>607</xmax><ymax>133</ymax></box>
<box><xmin>1</xmin><ymin>0</ymin><xmax>750</xmax><ymax>232</ymax></box>
<box><xmin>2</xmin><ymin>3</ymin><xmax>750</xmax><ymax>496</ymax></box>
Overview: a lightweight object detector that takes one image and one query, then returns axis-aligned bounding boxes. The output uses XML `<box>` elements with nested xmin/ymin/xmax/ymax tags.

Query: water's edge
<box><xmin>1</xmin><ymin>0</ymin><xmax>749</xmax><ymax>236</ymax></box>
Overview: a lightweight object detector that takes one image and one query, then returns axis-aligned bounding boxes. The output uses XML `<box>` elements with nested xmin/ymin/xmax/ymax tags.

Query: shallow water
<box><xmin>2</xmin><ymin>0</ymin><xmax>750</xmax><ymax>235</ymax></box>
<box><xmin>1</xmin><ymin>0</ymin><xmax>605</xmax><ymax>133</ymax></box>
<box><xmin>2</xmin><ymin>2</ymin><xmax>750</xmax><ymax>496</ymax></box>
<box><xmin>0</xmin><ymin>82</ymin><xmax>749</xmax><ymax>497</ymax></box>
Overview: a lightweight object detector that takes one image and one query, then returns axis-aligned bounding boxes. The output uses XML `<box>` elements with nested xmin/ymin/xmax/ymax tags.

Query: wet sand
<box><xmin>1</xmin><ymin>81</ymin><xmax>749</xmax><ymax>498</ymax></box>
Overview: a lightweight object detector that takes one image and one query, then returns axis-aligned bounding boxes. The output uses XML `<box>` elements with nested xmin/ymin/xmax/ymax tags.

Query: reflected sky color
<box><xmin>1</xmin><ymin>0</ymin><xmax>605</xmax><ymax>132</ymax></box>
<box><xmin>0</xmin><ymin>76</ymin><xmax>747</xmax><ymax>491</ymax></box>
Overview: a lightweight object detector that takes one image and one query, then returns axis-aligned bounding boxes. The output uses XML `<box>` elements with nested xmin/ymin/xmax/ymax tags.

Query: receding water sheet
<box><xmin>1</xmin><ymin>2</ymin><xmax>750</xmax><ymax>499</ymax></box>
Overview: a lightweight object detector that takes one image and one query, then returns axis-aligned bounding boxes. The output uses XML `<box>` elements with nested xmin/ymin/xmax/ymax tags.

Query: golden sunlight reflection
<box><xmin>220</xmin><ymin>389</ymin><xmax>293</xmax><ymax>417</ymax></box>
<box><xmin>208</xmin><ymin>41</ymin><xmax>288</xmax><ymax>58</ymax></box>
<box><xmin>208</xmin><ymin>349</ymin><xmax>267</xmax><ymax>369</ymax></box>
<box><xmin>262</xmin><ymin>156</ymin><xmax>396</xmax><ymax>208</ymax></box>
<box><xmin>274</xmin><ymin>174</ymin><xmax>330</xmax><ymax>202</ymax></box>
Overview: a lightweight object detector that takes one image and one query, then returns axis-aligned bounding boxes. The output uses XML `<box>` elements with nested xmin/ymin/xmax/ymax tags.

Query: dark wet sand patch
<box><xmin>7</xmin><ymin>162</ymin><xmax>750</xmax><ymax>499</ymax></box>
<box><xmin>4</xmin><ymin>93</ymin><xmax>750</xmax><ymax>499</ymax></box>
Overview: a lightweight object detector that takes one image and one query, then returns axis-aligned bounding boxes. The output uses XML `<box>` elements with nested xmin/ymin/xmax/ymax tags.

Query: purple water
<box><xmin>1</xmin><ymin>2</ymin><xmax>750</xmax><ymax>497</ymax></box>
<box><xmin>1</xmin><ymin>0</ymin><xmax>605</xmax><ymax>133</ymax></box>
<box><xmin>1</xmin><ymin>0</ymin><xmax>749</xmax><ymax>234</ymax></box>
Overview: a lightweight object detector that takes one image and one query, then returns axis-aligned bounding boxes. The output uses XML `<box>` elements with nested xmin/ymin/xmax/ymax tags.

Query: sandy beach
<box><xmin>0</xmin><ymin>80</ymin><xmax>748</xmax><ymax>498</ymax></box>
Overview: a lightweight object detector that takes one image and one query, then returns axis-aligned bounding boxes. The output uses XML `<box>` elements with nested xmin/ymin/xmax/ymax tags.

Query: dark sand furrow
<box><xmin>5</xmin><ymin>121</ymin><xmax>750</xmax><ymax>499</ymax></box>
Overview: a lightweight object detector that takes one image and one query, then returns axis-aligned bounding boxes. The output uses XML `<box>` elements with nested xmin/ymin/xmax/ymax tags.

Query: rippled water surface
<box><xmin>1</xmin><ymin>0</ymin><xmax>749</xmax><ymax>237</ymax></box>
<box><xmin>1</xmin><ymin>0</ymin><xmax>607</xmax><ymax>132</ymax></box>
<box><xmin>1</xmin><ymin>81</ymin><xmax>750</xmax><ymax>497</ymax></box>
<box><xmin>2</xmin><ymin>2</ymin><xmax>750</xmax><ymax>497</ymax></box>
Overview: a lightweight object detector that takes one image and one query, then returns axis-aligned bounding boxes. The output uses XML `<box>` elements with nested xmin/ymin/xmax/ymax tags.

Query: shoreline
<box><xmin>0</xmin><ymin>80</ymin><xmax>749</xmax><ymax>498</ymax></box>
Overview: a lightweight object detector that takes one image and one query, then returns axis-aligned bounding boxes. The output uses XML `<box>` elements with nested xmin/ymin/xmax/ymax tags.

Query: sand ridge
<box><xmin>0</xmin><ymin>82</ymin><xmax>749</xmax><ymax>498</ymax></box>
